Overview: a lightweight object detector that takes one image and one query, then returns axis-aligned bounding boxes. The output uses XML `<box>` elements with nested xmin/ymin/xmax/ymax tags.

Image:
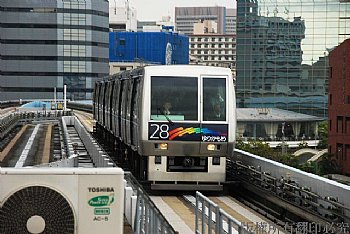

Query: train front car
<box><xmin>140</xmin><ymin>65</ymin><xmax>236</xmax><ymax>191</ymax></box>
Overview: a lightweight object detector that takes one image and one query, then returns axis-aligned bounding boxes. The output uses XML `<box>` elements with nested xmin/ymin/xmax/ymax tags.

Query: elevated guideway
<box><xmin>67</xmin><ymin>102</ymin><xmax>350</xmax><ymax>233</ymax></box>
<box><xmin>229</xmin><ymin>149</ymin><xmax>350</xmax><ymax>227</ymax></box>
<box><xmin>3</xmin><ymin>103</ymin><xmax>348</xmax><ymax>233</ymax></box>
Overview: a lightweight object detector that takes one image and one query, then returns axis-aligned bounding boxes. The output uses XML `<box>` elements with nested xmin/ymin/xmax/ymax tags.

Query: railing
<box><xmin>124</xmin><ymin>173</ymin><xmax>177</xmax><ymax>234</ymax></box>
<box><xmin>195</xmin><ymin>191</ymin><xmax>252</xmax><ymax>234</ymax></box>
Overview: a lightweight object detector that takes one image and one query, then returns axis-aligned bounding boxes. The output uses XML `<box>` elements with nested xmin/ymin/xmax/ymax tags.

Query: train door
<box><xmin>93</xmin><ymin>82</ymin><xmax>99</xmax><ymax>121</ymax></box>
<box><xmin>111</xmin><ymin>80</ymin><xmax>119</xmax><ymax>137</ymax></box>
<box><xmin>130</xmin><ymin>76</ymin><xmax>140</xmax><ymax>149</ymax></box>
<box><xmin>126</xmin><ymin>78</ymin><xmax>133</xmax><ymax>146</ymax></box>
<box><xmin>102</xmin><ymin>82</ymin><xmax>108</xmax><ymax>127</ymax></box>
<box><xmin>118</xmin><ymin>79</ymin><xmax>124</xmax><ymax>139</ymax></box>
<box><xmin>121</xmin><ymin>78</ymin><xmax>131</xmax><ymax>144</ymax></box>
<box><xmin>105</xmin><ymin>82</ymin><xmax>111</xmax><ymax>130</ymax></box>
<box><xmin>98</xmin><ymin>82</ymin><xmax>104</xmax><ymax>124</ymax></box>
<box><xmin>199</xmin><ymin>76</ymin><xmax>229</xmax><ymax>156</ymax></box>
<box><xmin>107</xmin><ymin>81</ymin><xmax>115</xmax><ymax>132</ymax></box>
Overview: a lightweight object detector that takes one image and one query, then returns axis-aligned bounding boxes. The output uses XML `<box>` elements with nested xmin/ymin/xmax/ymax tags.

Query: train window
<box><xmin>203</xmin><ymin>78</ymin><xmax>226</xmax><ymax>121</ymax></box>
<box><xmin>151</xmin><ymin>76</ymin><xmax>198</xmax><ymax>121</ymax></box>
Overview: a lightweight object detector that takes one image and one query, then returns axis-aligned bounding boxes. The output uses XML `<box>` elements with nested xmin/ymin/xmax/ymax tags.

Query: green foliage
<box><xmin>318</xmin><ymin>121</ymin><xmax>328</xmax><ymax>149</ymax></box>
<box><xmin>236</xmin><ymin>138</ymin><xmax>273</xmax><ymax>158</ymax></box>
<box><xmin>236</xmin><ymin>138</ymin><xmax>298</xmax><ymax>167</ymax></box>
<box><xmin>297</xmin><ymin>162</ymin><xmax>316</xmax><ymax>173</ymax></box>
<box><xmin>236</xmin><ymin>137</ymin><xmax>337</xmax><ymax>176</ymax></box>
<box><xmin>317</xmin><ymin>153</ymin><xmax>338</xmax><ymax>175</ymax></box>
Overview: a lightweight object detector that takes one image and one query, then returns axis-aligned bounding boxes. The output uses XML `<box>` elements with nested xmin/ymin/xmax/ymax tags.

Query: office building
<box><xmin>175</xmin><ymin>6</ymin><xmax>235</xmax><ymax>35</ymax></box>
<box><xmin>236</xmin><ymin>0</ymin><xmax>350</xmax><ymax>117</ymax></box>
<box><xmin>225</xmin><ymin>8</ymin><xmax>236</xmax><ymax>34</ymax></box>
<box><xmin>0</xmin><ymin>0</ymin><xmax>109</xmax><ymax>100</ymax></box>
<box><xmin>189</xmin><ymin>20</ymin><xmax>236</xmax><ymax>71</ymax></box>
<box><xmin>328</xmin><ymin>39</ymin><xmax>350</xmax><ymax>175</ymax></box>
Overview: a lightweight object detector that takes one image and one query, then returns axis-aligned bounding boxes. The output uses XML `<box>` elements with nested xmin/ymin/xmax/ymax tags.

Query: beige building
<box><xmin>189</xmin><ymin>21</ymin><xmax>236</xmax><ymax>71</ymax></box>
<box><xmin>193</xmin><ymin>20</ymin><xmax>217</xmax><ymax>34</ymax></box>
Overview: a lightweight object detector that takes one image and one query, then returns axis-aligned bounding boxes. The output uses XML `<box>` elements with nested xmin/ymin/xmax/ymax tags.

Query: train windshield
<box><xmin>151</xmin><ymin>76</ymin><xmax>198</xmax><ymax>121</ymax></box>
<box><xmin>203</xmin><ymin>78</ymin><xmax>226</xmax><ymax>121</ymax></box>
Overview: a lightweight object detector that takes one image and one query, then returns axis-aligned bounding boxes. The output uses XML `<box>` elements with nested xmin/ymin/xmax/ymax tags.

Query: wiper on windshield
<box><xmin>157</xmin><ymin>107</ymin><xmax>174</xmax><ymax>125</ymax></box>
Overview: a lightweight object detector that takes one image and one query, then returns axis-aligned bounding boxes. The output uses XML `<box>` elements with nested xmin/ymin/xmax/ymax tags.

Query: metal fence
<box><xmin>195</xmin><ymin>191</ymin><xmax>252</xmax><ymax>234</ymax></box>
<box><xmin>124</xmin><ymin>173</ymin><xmax>177</xmax><ymax>234</ymax></box>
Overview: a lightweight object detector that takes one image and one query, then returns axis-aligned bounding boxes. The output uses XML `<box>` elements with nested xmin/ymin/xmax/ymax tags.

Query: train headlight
<box><xmin>160</xmin><ymin>143</ymin><xmax>168</xmax><ymax>150</ymax></box>
<box><xmin>207</xmin><ymin>144</ymin><xmax>216</xmax><ymax>151</ymax></box>
<box><xmin>155</xmin><ymin>143</ymin><xmax>168</xmax><ymax>150</ymax></box>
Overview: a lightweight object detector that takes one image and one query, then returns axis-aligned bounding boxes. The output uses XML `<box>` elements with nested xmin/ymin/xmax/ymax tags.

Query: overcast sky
<box><xmin>128</xmin><ymin>0</ymin><xmax>236</xmax><ymax>21</ymax></box>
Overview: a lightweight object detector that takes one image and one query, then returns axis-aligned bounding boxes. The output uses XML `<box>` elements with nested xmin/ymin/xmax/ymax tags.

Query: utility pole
<box><xmin>281</xmin><ymin>122</ymin><xmax>287</xmax><ymax>154</ymax></box>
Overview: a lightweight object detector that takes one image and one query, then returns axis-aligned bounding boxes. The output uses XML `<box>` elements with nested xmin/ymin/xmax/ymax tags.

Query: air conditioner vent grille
<box><xmin>0</xmin><ymin>186</ymin><xmax>75</xmax><ymax>234</ymax></box>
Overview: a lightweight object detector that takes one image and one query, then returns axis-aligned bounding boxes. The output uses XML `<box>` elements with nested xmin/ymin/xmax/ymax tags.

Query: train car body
<box><xmin>94</xmin><ymin>65</ymin><xmax>236</xmax><ymax>191</ymax></box>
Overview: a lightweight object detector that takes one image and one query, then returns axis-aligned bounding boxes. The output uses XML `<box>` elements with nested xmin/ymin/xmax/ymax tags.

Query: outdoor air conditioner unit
<box><xmin>0</xmin><ymin>167</ymin><xmax>124</xmax><ymax>234</ymax></box>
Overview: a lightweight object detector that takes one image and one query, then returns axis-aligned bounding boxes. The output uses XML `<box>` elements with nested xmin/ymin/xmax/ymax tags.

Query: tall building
<box><xmin>225</xmin><ymin>8</ymin><xmax>236</xmax><ymax>34</ymax></box>
<box><xmin>236</xmin><ymin>0</ymin><xmax>350</xmax><ymax>117</ymax></box>
<box><xmin>189</xmin><ymin>21</ymin><xmax>236</xmax><ymax>72</ymax></box>
<box><xmin>175</xmin><ymin>6</ymin><xmax>232</xmax><ymax>35</ymax></box>
<box><xmin>328</xmin><ymin>39</ymin><xmax>350</xmax><ymax>175</ymax></box>
<box><xmin>0</xmin><ymin>0</ymin><xmax>109</xmax><ymax>101</ymax></box>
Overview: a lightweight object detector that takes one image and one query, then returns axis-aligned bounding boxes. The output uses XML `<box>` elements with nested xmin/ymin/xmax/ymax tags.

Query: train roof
<box><xmin>101</xmin><ymin>65</ymin><xmax>234</xmax><ymax>82</ymax></box>
<box><xmin>144</xmin><ymin>64</ymin><xmax>232</xmax><ymax>74</ymax></box>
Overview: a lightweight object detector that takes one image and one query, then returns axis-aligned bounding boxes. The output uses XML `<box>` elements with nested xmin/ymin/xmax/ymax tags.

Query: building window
<box><xmin>346</xmin><ymin>117</ymin><xmax>350</xmax><ymax>134</ymax></box>
<box><xmin>337</xmin><ymin>116</ymin><xmax>343</xmax><ymax>133</ymax></box>
<box><xmin>329</xmin><ymin>94</ymin><xmax>332</xmax><ymax>105</ymax></box>
<box><xmin>337</xmin><ymin>144</ymin><xmax>343</xmax><ymax>160</ymax></box>
<box><xmin>329</xmin><ymin>120</ymin><xmax>332</xmax><ymax>132</ymax></box>
<box><xmin>346</xmin><ymin>145</ymin><xmax>350</xmax><ymax>161</ymax></box>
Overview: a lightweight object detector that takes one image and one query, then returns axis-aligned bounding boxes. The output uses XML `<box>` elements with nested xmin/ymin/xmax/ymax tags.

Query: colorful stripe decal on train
<box><xmin>148</xmin><ymin>122</ymin><xmax>228</xmax><ymax>142</ymax></box>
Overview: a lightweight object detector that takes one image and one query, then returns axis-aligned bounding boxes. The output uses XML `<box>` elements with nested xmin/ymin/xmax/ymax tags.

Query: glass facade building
<box><xmin>0</xmin><ymin>0</ymin><xmax>109</xmax><ymax>101</ymax></box>
<box><xmin>236</xmin><ymin>0</ymin><xmax>350</xmax><ymax>117</ymax></box>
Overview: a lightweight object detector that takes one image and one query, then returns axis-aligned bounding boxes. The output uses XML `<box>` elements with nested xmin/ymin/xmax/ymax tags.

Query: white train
<box><xmin>93</xmin><ymin>65</ymin><xmax>236</xmax><ymax>190</ymax></box>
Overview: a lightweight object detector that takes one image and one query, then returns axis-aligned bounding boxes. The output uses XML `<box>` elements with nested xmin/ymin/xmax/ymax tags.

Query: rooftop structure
<box><xmin>237</xmin><ymin>108</ymin><xmax>324</xmax><ymax>148</ymax></box>
<box><xmin>109</xmin><ymin>0</ymin><xmax>137</xmax><ymax>32</ymax></box>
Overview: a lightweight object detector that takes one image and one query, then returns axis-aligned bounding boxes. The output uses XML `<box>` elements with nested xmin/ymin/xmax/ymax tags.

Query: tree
<box><xmin>318</xmin><ymin>121</ymin><xmax>328</xmax><ymax>149</ymax></box>
<box><xmin>317</xmin><ymin>153</ymin><xmax>338</xmax><ymax>175</ymax></box>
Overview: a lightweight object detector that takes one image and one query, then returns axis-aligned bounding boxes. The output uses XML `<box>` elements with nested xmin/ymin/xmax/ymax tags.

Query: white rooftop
<box><xmin>237</xmin><ymin>108</ymin><xmax>324</xmax><ymax>122</ymax></box>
